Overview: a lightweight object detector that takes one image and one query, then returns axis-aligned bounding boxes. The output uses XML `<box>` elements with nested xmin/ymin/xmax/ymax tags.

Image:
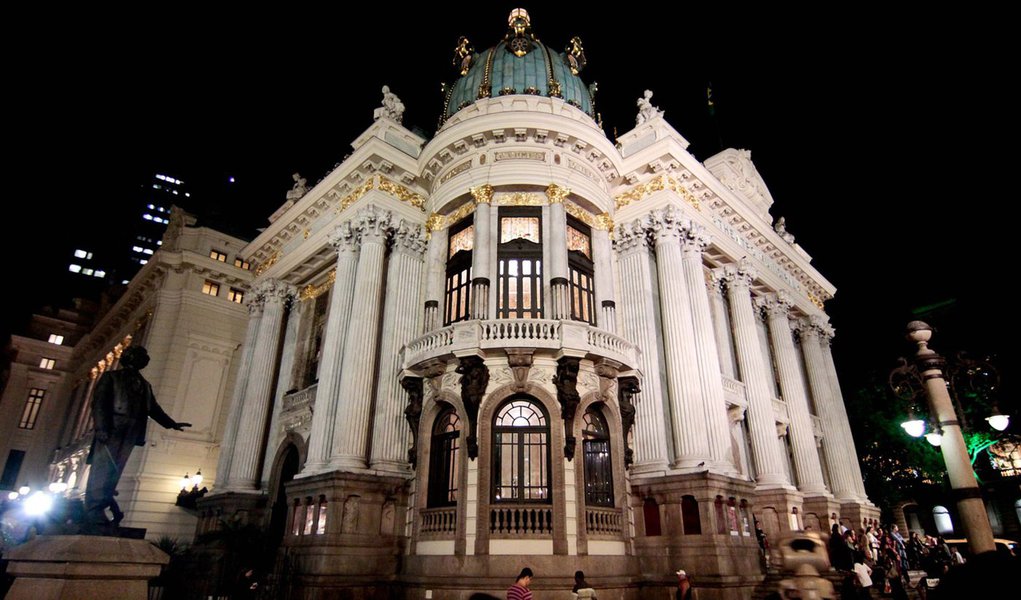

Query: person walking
<box><xmin>507</xmin><ymin>568</ymin><xmax>533</xmax><ymax>600</ymax></box>
<box><xmin>675</xmin><ymin>569</ymin><xmax>694</xmax><ymax>600</ymax></box>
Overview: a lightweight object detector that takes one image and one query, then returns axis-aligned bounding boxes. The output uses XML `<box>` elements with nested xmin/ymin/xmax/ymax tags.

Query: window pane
<box><xmin>449</xmin><ymin>224</ymin><xmax>474</xmax><ymax>257</ymax></box>
<box><xmin>501</xmin><ymin>217</ymin><xmax>540</xmax><ymax>243</ymax></box>
<box><xmin>567</xmin><ymin>225</ymin><xmax>591</xmax><ymax>258</ymax></box>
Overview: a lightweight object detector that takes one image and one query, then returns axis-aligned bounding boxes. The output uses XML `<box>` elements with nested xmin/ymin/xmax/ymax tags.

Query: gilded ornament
<box><xmin>300</xmin><ymin>269</ymin><xmax>337</xmax><ymax>301</ymax></box>
<box><xmin>255</xmin><ymin>252</ymin><xmax>281</xmax><ymax>276</ymax></box>
<box><xmin>378</xmin><ymin>175</ymin><xmax>426</xmax><ymax>210</ymax></box>
<box><xmin>470</xmin><ymin>184</ymin><xmax>494</xmax><ymax>204</ymax></box>
<box><xmin>545</xmin><ymin>183</ymin><xmax>571</xmax><ymax>204</ymax></box>
<box><xmin>614</xmin><ymin>174</ymin><xmax>701</xmax><ymax>211</ymax></box>
<box><xmin>335</xmin><ymin>178</ymin><xmax>375</xmax><ymax>214</ymax></box>
<box><xmin>498</xmin><ymin>192</ymin><xmax>545</xmax><ymax>206</ymax></box>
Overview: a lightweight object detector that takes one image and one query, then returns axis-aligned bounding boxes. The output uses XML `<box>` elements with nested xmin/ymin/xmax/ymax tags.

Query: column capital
<box><xmin>253</xmin><ymin>278</ymin><xmax>297</xmax><ymax>305</ymax></box>
<box><xmin>470</xmin><ymin>184</ymin><xmax>494</xmax><ymax>204</ymax></box>
<box><xmin>354</xmin><ymin>204</ymin><xmax>393</xmax><ymax>244</ymax></box>
<box><xmin>760</xmin><ymin>292</ymin><xmax>793</xmax><ymax>319</ymax></box>
<box><xmin>246</xmin><ymin>297</ymin><xmax>265</xmax><ymax>315</ymax></box>
<box><xmin>720</xmin><ymin>260</ymin><xmax>757</xmax><ymax>290</ymax></box>
<box><xmin>545</xmin><ymin>183</ymin><xmax>571</xmax><ymax>204</ymax></box>
<box><xmin>648</xmin><ymin>204</ymin><xmax>690</xmax><ymax>244</ymax></box>
<box><xmin>613</xmin><ymin>218</ymin><xmax>652</xmax><ymax>255</ymax></box>
<box><xmin>328</xmin><ymin>221</ymin><xmax>361</xmax><ymax>253</ymax></box>
<box><xmin>392</xmin><ymin>220</ymin><xmax>428</xmax><ymax>256</ymax></box>
<box><xmin>680</xmin><ymin>223</ymin><xmax>711</xmax><ymax>255</ymax></box>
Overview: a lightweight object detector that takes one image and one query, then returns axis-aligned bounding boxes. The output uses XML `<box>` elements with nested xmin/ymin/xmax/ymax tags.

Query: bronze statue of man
<box><xmin>85</xmin><ymin>345</ymin><xmax>190</xmax><ymax>524</ymax></box>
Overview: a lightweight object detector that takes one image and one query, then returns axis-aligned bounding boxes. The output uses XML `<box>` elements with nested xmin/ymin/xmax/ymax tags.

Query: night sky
<box><xmin>4</xmin><ymin>6</ymin><xmax>1014</xmax><ymax>402</ymax></box>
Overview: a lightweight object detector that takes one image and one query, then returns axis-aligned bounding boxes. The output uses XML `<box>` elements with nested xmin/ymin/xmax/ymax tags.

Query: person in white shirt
<box><xmin>853</xmin><ymin>552</ymin><xmax>873</xmax><ymax>598</ymax></box>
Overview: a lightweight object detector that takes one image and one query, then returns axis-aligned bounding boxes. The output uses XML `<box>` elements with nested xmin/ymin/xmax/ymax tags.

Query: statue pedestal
<box><xmin>4</xmin><ymin>535</ymin><xmax>169</xmax><ymax>600</ymax></box>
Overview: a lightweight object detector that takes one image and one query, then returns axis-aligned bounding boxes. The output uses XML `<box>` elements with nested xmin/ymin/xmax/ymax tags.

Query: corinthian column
<box><xmin>721</xmin><ymin>263</ymin><xmax>788</xmax><ymax>487</ymax></box>
<box><xmin>614</xmin><ymin>219</ymin><xmax>668</xmax><ymax>471</ymax></box>
<box><xmin>423</xmin><ymin>224</ymin><xmax>448</xmax><ymax>332</ymax></box>
<box><xmin>302</xmin><ymin>222</ymin><xmax>361</xmax><ymax>475</ymax></box>
<box><xmin>370</xmin><ymin>221</ymin><xmax>427</xmax><ymax>471</ymax></box>
<box><xmin>330</xmin><ymin>206</ymin><xmax>392</xmax><ymax>470</ymax></box>
<box><xmin>681</xmin><ymin>226</ymin><xmax>735</xmax><ymax>473</ymax></box>
<box><xmin>650</xmin><ymin>205</ymin><xmax>710</xmax><ymax>469</ymax></box>
<box><xmin>799</xmin><ymin>316</ymin><xmax>857</xmax><ymax>501</ymax></box>
<box><xmin>469</xmin><ymin>185</ymin><xmax>492</xmax><ymax>319</ymax></box>
<box><xmin>213</xmin><ymin>299</ymin><xmax>263</xmax><ymax>490</ymax></box>
<box><xmin>708</xmin><ymin>272</ymin><xmax>737</xmax><ymax>379</ymax></box>
<box><xmin>225</xmin><ymin>279</ymin><xmax>295</xmax><ymax>490</ymax></box>
<box><xmin>547</xmin><ymin>183</ymin><xmax>571</xmax><ymax>320</ymax></box>
<box><xmin>819</xmin><ymin>324</ymin><xmax>868</xmax><ymax>499</ymax></box>
<box><xmin>763</xmin><ymin>293</ymin><xmax>828</xmax><ymax>495</ymax></box>
<box><xmin>591</xmin><ymin>222</ymin><xmax>616</xmax><ymax>333</ymax></box>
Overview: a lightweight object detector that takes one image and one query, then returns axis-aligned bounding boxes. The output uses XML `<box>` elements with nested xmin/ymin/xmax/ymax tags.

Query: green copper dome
<box><xmin>442</xmin><ymin>10</ymin><xmax>594</xmax><ymax>122</ymax></box>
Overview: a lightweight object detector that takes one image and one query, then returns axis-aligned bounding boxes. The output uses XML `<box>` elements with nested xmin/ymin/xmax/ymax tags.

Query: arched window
<box><xmin>493</xmin><ymin>397</ymin><xmax>550</xmax><ymax>502</ymax></box>
<box><xmin>428</xmin><ymin>408</ymin><xmax>462</xmax><ymax>507</ymax></box>
<box><xmin>681</xmin><ymin>495</ymin><xmax>701</xmax><ymax>535</ymax></box>
<box><xmin>582</xmin><ymin>406</ymin><xmax>613</xmax><ymax>506</ymax></box>
<box><xmin>497</xmin><ymin>208</ymin><xmax>543</xmax><ymax>319</ymax></box>
<box><xmin>444</xmin><ymin>217</ymin><xmax>473</xmax><ymax>325</ymax></box>
<box><xmin>567</xmin><ymin>218</ymin><xmax>595</xmax><ymax>325</ymax></box>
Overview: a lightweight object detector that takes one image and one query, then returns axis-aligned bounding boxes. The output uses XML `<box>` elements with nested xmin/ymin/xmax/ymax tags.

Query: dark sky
<box><xmin>4</xmin><ymin>6</ymin><xmax>1015</xmax><ymax>400</ymax></box>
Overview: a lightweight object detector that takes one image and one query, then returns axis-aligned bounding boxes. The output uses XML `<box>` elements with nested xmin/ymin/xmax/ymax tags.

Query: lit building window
<box><xmin>39</xmin><ymin>358</ymin><xmax>56</xmax><ymax>370</ymax></box>
<box><xmin>132</xmin><ymin>246</ymin><xmax>144</xmax><ymax>253</ymax></box>
<box><xmin>48</xmin><ymin>334</ymin><xmax>64</xmax><ymax>345</ymax></box>
<box><xmin>582</xmin><ymin>406</ymin><xmax>613</xmax><ymax>506</ymax></box>
<box><xmin>19</xmin><ymin>389</ymin><xmax>46</xmax><ymax>429</ymax></box>
<box><xmin>82</xmin><ymin>268</ymin><xmax>94</xmax><ymax>276</ymax></box>
<box><xmin>234</xmin><ymin>258</ymin><xmax>250</xmax><ymax>270</ymax></box>
<box><xmin>143</xmin><ymin>248</ymin><xmax>154</xmax><ymax>255</ymax></box>
<box><xmin>493</xmin><ymin>397</ymin><xmax>550</xmax><ymax>502</ymax></box>
<box><xmin>143</xmin><ymin>214</ymin><xmax>154</xmax><ymax>221</ymax></box>
<box><xmin>228</xmin><ymin>288</ymin><xmax>244</xmax><ymax>304</ymax></box>
<box><xmin>148</xmin><ymin>204</ymin><xmax>155</xmax><ymax>209</ymax></box>
<box><xmin>139</xmin><ymin>259</ymin><xmax>148</xmax><ymax>265</ymax></box>
<box><xmin>74</xmin><ymin>249</ymin><xmax>88</xmax><ymax>259</ymax></box>
<box><xmin>210</xmin><ymin>250</ymin><xmax>228</xmax><ymax>262</ymax></box>
<box><xmin>497</xmin><ymin>209</ymin><xmax>543</xmax><ymax>319</ymax></box>
<box><xmin>444</xmin><ymin>218</ymin><xmax>473</xmax><ymax>325</ymax></box>
<box><xmin>428</xmin><ymin>408</ymin><xmax>461</xmax><ymax>507</ymax></box>
<box><xmin>94</xmin><ymin>270</ymin><xmax>106</xmax><ymax>278</ymax></box>
<box><xmin>69</xmin><ymin>264</ymin><xmax>82</xmax><ymax>273</ymax></box>
<box><xmin>568</xmin><ymin>220</ymin><xmax>595</xmax><ymax>325</ymax></box>
<box><xmin>202</xmin><ymin>281</ymin><xmax>220</xmax><ymax>296</ymax></box>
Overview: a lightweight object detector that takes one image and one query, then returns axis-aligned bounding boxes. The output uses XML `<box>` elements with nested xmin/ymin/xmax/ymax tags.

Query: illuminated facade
<box><xmin>203</xmin><ymin>11</ymin><xmax>876</xmax><ymax>598</ymax></box>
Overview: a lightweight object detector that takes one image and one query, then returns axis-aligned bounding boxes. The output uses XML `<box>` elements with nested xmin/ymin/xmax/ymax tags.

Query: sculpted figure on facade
<box><xmin>774</xmin><ymin>217</ymin><xmax>796</xmax><ymax>244</ymax></box>
<box><xmin>635</xmin><ymin>89</ymin><xmax>664</xmax><ymax>125</ymax></box>
<box><xmin>286</xmin><ymin>172</ymin><xmax>308</xmax><ymax>203</ymax></box>
<box><xmin>401</xmin><ymin>377</ymin><xmax>424</xmax><ymax>467</ymax></box>
<box><xmin>554</xmin><ymin>356</ymin><xmax>582</xmax><ymax>460</ymax></box>
<box><xmin>375</xmin><ymin>85</ymin><xmax>406</xmax><ymax>124</ymax></box>
<box><xmin>453</xmin><ymin>36</ymin><xmax>474</xmax><ymax>75</ymax></box>
<box><xmin>456</xmin><ymin>356</ymin><xmax>489</xmax><ymax>459</ymax></box>
<box><xmin>617</xmin><ymin>376</ymin><xmax>640</xmax><ymax>468</ymax></box>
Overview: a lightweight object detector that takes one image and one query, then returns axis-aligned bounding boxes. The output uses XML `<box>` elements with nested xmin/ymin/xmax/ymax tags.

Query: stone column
<box><xmin>330</xmin><ymin>206</ymin><xmax>392</xmax><ymax>470</ymax></box>
<box><xmin>819</xmin><ymin>325</ymin><xmax>868</xmax><ymax>499</ymax></box>
<box><xmin>225</xmin><ymin>279</ymin><xmax>295</xmax><ymax>490</ymax></box>
<box><xmin>614</xmin><ymin>219</ymin><xmax>669</xmax><ymax>471</ymax></box>
<box><xmin>681</xmin><ymin>226</ymin><xmax>735</xmax><ymax>473</ymax></box>
<box><xmin>371</xmin><ymin>222</ymin><xmax>427</xmax><ymax>471</ymax></box>
<box><xmin>213</xmin><ymin>299</ymin><xmax>263</xmax><ymax>490</ymax></box>
<box><xmin>592</xmin><ymin>226</ymin><xmax>616</xmax><ymax>333</ymax></box>
<box><xmin>302</xmin><ymin>223</ymin><xmax>361</xmax><ymax>474</ymax></box>
<box><xmin>650</xmin><ymin>206</ymin><xmax>710</xmax><ymax>469</ymax></box>
<box><xmin>547</xmin><ymin>184</ymin><xmax>571</xmax><ymax>320</ymax></box>
<box><xmin>721</xmin><ymin>263</ymin><xmax>788</xmax><ymax>487</ymax></box>
<box><xmin>798</xmin><ymin>317</ymin><xmax>857</xmax><ymax>501</ymax></box>
<box><xmin>423</xmin><ymin>225</ymin><xmax>448</xmax><ymax>332</ymax></box>
<box><xmin>763</xmin><ymin>293</ymin><xmax>828</xmax><ymax>496</ymax></box>
<box><xmin>469</xmin><ymin>185</ymin><xmax>492</xmax><ymax>320</ymax></box>
<box><xmin>709</xmin><ymin>271</ymin><xmax>737</xmax><ymax>379</ymax></box>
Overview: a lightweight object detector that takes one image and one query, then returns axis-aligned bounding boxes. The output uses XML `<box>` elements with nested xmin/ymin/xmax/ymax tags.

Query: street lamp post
<box><xmin>904</xmin><ymin>321</ymin><xmax>996</xmax><ymax>555</ymax></box>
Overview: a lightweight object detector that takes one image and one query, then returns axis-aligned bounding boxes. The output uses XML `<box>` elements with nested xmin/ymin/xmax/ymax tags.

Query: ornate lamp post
<box><xmin>890</xmin><ymin>321</ymin><xmax>996</xmax><ymax>555</ymax></box>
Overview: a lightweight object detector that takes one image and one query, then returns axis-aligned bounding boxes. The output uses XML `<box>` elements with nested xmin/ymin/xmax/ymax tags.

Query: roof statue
<box><xmin>374</xmin><ymin>85</ymin><xmax>405</xmax><ymax>124</ymax></box>
<box><xmin>774</xmin><ymin>217</ymin><xmax>796</xmax><ymax>244</ymax></box>
<box><xmin>636</xmin><ymin>89</ymin><xmax>664</xmax><ymax>125</ymax></box>
<box><xmin>453</xmin><ymin>36</ymin><xmax>474</xmax><ymax>76</ymax></box>
<box><xmin>285</xmin><ymin>172</ymin><xmax>308</xmax><ymax>203</ymax></box>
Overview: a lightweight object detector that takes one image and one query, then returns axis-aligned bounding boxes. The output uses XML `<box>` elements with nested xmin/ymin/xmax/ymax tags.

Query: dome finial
<box><xmin>504</xmin><ymin>8</ymin><xmax>535</xmax><ymax>57</ymax></box>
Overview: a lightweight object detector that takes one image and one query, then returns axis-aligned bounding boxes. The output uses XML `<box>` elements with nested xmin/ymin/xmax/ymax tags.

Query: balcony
<box><xmin>403</xmin><ymin>319</ymin><xmax>639</xmax><ymax>370</ymax></box>
<box><xmin>584</xmin><ymin>506</ymin><xmax>624</xmax><ymax>537</ymax></box>
<box><xmin>489</xmin><ymin>504</ymin><xmax>554</xmax><ymax>537</ymax></box>
<box><xmin>281</xmin><ymin>384</ymin><xmax>317</xmax><ymax>433</ymax></box>
<box><xmin>420</xmin><ymin>506</ymin><xmax>458</xmax><ymax>537</ymax></box>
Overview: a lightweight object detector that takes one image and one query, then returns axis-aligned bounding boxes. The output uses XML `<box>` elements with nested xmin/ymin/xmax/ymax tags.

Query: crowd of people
<box><xmin>826</xmin><ymin>520</ymin><xmax>970</xmax><ymax>598</ymax></box>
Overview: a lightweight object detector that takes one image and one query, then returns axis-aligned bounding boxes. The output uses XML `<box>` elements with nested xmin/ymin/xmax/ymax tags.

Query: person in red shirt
<box><xmin>507</xmin><ymin>568</ymin><xmax>534</xmax><ymax>600</ymax></box>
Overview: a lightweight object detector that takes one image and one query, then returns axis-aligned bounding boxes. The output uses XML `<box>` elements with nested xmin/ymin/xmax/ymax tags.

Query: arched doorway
<box><xmin>269</xmin><ymin>444</ymin><xmax>301</xmax><ymax>546</ymax></box>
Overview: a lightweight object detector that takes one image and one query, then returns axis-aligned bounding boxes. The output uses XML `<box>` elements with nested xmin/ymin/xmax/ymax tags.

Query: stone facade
<box><xmin>203</xmin><ymin>11</ymin><xmax>877</xmax><ymax>599</ymax></box>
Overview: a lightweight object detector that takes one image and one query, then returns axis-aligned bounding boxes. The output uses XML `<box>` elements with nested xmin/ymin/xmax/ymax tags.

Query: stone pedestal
<box><xmin>4</xmin><ymin>535</ymin><xmax>168</xmax><ymax>600</ymax></box>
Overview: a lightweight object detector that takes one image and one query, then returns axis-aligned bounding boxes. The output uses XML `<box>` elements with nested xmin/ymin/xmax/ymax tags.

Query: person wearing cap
<box><xmin>507</xmin><ymin>567</ymin><xmax>533</xmax><ymax>600</ymax></box>
<box><xmin>676</xmin><ymin>569</ymin><xmax>693</xmax><ymax>600</ymax></box>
